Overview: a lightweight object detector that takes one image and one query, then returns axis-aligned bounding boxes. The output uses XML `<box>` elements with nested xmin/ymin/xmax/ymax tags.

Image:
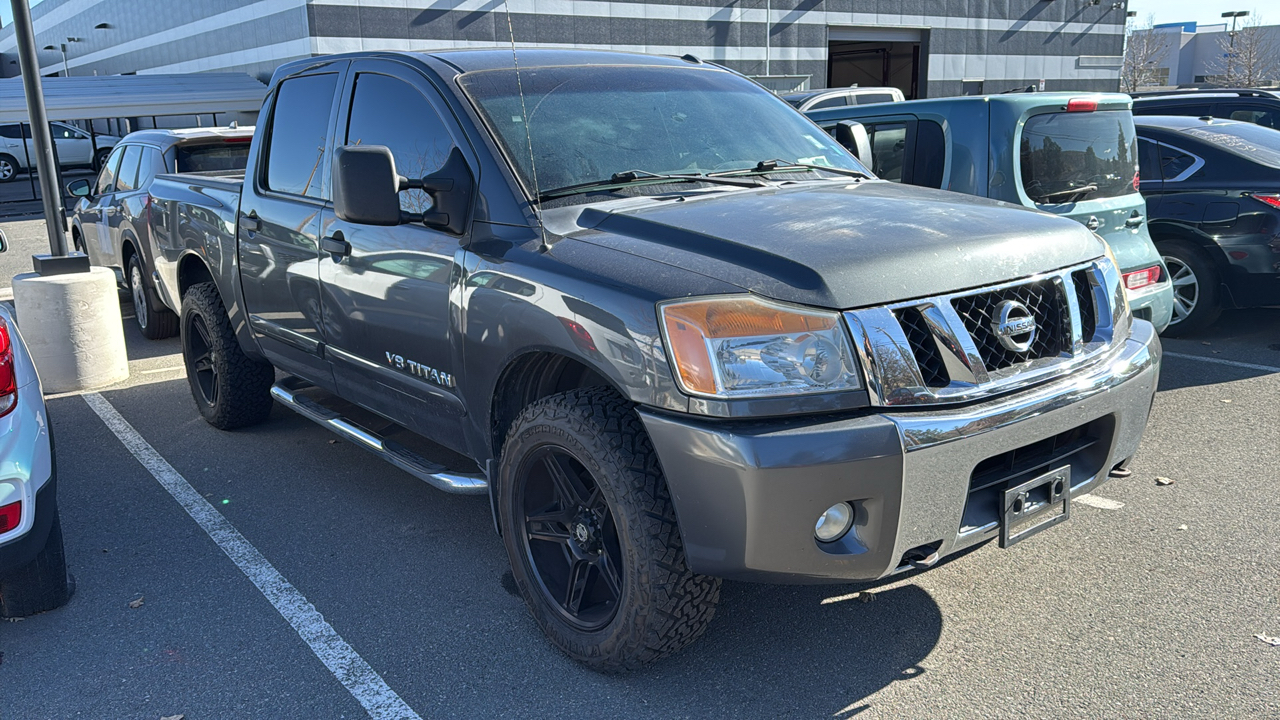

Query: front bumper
<box><xmin>641</xmin><ymin>320</ymin><xmax>1160</xmax><ymax>583</ymax></box>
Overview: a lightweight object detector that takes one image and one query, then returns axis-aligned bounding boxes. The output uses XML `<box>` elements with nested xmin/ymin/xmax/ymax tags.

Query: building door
<box><xmin>827</xmin><ymin>27</ymin><xmax>922</xmax><ymax>99</ymax></box>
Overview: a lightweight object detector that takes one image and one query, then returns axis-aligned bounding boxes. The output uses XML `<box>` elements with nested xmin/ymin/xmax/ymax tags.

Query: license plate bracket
<box><xmin>1000</xmin><ymin>465</ymin><xmax>1070</xmax><ymax>548</ymax></box>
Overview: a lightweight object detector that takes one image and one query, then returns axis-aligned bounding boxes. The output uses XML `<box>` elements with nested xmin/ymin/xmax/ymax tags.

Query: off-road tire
<box><xmin>1159</xmin><ymin>239</ymin><xmax>1222</xmax><ymax>337</ymax></box>
<box><xmin>0</xmin><ymin>512</ymin><xmax>72</xmax><ymax>618</ymax></box>
<box><xmin>498</xmin><ymin>387</ymin><xmax>720</xmax><ymax>670</ymax></box>
<box><xmin>180</xmin><ymin>282</ymin><xmax>275</xmax><ymax>430</ymax></box>
<box><xmin>129</xmin><ymin>254</ymin><xmax>178</xmax><ymax>340</ymax></box>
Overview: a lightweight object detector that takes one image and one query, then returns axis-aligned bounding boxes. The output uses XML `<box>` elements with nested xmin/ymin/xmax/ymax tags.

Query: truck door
<box><xmin>238</xmin><ymin>63</ymin><xmax>347</xmax><ymax>384</ymax></box>
<box><xmin>318</xmin><ymin>59</ymin><xmax>470</xmax><ymax>445</ymax></box>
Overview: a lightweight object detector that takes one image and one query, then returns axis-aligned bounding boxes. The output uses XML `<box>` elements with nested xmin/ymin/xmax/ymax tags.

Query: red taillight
<box><xmin>0</xmin><ymin>500</ymin><xmax>19</xmax><ymax>533</ymax></box>
<box><xmin>1123</xmin><ymin>266</ymin><xmax>1162</xmax><ymax>291</ymax></box>
<box><xmin>1133</xmin><ymin>171</ymin><xmax>1140</xmax><ymax>191</ymax></box>
<box><xmin>1066</xmin><ymin>97</ymin><xmax>1098</xmax><ymax>112</ymax></box>
<box><xmin>223</xmin><ymin>137</ymin><xmax>252</xmax><ymax>143</ymax></box>
<box><xmin>1229</xmin><ymin>251</ymin><xmax>1249</xmax><ymax>260</ymax></box>
<box><xmin>559</xmin><ymin>317</ymin><xmax>597</xmax><ymax>353</ymax></box>
<box><xmin>1251</xmin><ymin>193</ymin><xmax>1280</xmax><ymax>210</ymax></box>
<box><xmin>0</xmin><ymin>318</ymin><xmax>14</xmax><ymax>417</ymax></box>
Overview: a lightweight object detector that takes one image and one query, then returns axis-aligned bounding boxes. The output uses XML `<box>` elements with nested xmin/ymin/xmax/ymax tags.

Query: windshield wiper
<box><xmin>709</xmin><ymin>159</ymin><xmax>871</xmax><ymax>179</ymax></box>
<box><xmin>1033</xmin><ymin>184</ymin><xmax>1098</xmax><ymax>203</ymax></box>
<box><xmin>537</xmin><ymin>169</ymin><xmax>764</xmax><ymax>201</ymax></box>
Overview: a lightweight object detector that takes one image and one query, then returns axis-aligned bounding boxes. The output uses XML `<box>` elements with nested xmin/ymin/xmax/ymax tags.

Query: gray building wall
<box><xmin>0</xmin><ymin>0</ymin><xmax>1126</xmax><ymax>96</ymax></box>
<box><xmin>1151</xmin><ymin>23</ymin><xmax>1280</xmax><ymax>87</ymax></box>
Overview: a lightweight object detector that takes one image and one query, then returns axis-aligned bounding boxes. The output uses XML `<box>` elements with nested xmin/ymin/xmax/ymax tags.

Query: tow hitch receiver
<box><xmin>1000</xmin><ymin>465</ymin><xmax>1070</xmax><ymax>548</ymax></box>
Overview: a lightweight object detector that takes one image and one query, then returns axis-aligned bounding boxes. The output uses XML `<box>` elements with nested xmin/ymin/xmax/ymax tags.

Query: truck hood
<box><xmin>555</xmin><ymin>180</ymin><xmax>1104</xmax><ymax>309</ymax></box>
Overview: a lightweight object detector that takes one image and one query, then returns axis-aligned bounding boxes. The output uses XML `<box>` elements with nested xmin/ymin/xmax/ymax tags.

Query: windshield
<box><xmin>459</xmin><ymin>65</ymin><xmax>867</xmax><ymax>200</ymax></box>
<box><xmin>1182</xmin><ymin>122</ymin><xmax>1280</xmax><ymax>170</ymax></box>
<box><xmin>1019</xmin><ymin>110</ymin><xmax>1139</xmax><ymax>204</ymax></box>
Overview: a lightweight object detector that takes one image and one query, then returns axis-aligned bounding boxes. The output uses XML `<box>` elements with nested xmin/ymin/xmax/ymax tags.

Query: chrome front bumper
<box><xmin>641</xmin><ymin>320</ymin><xmax>1160</xmax><ymax>583</ymax></box>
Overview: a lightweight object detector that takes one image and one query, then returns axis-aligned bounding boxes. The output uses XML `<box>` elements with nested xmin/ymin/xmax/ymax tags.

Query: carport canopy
<box><xmin>0</xmin><ymin>72</ymin><xmax>266</xmax><ymax>123</ymax></box>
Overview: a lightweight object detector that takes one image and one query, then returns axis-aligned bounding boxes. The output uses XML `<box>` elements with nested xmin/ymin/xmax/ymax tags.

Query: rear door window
<box><xmin>911</xmin><ymin>120</ymin><xmax>945</xmax><ymax>189</ymax></box>
<box><xmin>807</xmin><ymin>95</ymin><xmax>847</xmax><ymax>110</ymax></box>
<box><xmin>1226</xmin><ymin>106</ymin><xmax>1280</xmax><ymax>131</ymax></box>
<box><xmin>856</xmin><ymin>93</ymin><xmax>896</xmax><ymax>105</ymax></box>
<box><xmin>264</xmin><ymin>72</ymin><xmax>340</xmax><ymax>199</ymax></box>
<box><xmin>113</xmin><ymin>145</ymin><xmax>142</xmax><ymax>193</ymax></box>
<box><xmin>1018</xmin><ymin>110</ymin><xmax>1138</xmax><ymax>204</ymax></box>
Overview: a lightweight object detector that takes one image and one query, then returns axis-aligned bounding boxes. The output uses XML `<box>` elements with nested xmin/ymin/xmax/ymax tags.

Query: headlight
<box><xmin>659</xmin><ymin>295</ymin><xmax>861</xmax><ymax>399</ymax></box>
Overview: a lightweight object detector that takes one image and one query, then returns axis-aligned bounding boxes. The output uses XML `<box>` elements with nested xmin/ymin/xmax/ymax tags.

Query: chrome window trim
<box><xmin>1142</xmin><ymin>137</ymin><xmax>1205</xmax><ymax>183</ymax></box>
<box><xmin>845</xmin><ymin>258</ymin><xmax>1129</xmax><ymax>407</ymax></box>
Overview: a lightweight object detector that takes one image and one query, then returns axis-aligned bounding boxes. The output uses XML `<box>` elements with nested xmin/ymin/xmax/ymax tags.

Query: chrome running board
<box><xmin>270</xmin><ymin>376</ymin><xmax>488</xmax><ymax>495</ymax></box>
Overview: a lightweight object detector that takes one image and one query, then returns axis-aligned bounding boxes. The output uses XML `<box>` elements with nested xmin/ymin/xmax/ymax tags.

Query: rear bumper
<box><xmin>642</xmin><ymin>320</ymin><xmax>1160</xmax><ymax>584</ymax></box>
<box><xmin>0</xmin><ymin>374</ymin><xmax>57</xmax><ymax>574</ymax></box>
<box><xmin>1127</xmin><ymin>282</ymin><xmax>1173</xmax><ymax>333</ymax></box>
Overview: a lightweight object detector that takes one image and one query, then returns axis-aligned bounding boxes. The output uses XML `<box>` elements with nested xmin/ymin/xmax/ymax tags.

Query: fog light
<box><xmin>815</xmin><ymin>502</ymin><xmax>853</xmax><ymax>543</ymax></box>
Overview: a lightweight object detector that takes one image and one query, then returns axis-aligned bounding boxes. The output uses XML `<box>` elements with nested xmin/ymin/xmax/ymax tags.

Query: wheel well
<box><xmin>120</xmin><ymin>236</ymin><xmax>137</xmax><ymax>269</ymax></box>
<box><xmin>177</xmin><ymin>255</ymin><xmax>215</xmax><ymax>299</ymax></box>
<box><xmin>490</xmin><ymin>351</ymin><xmax>614</xmax><ymax>458</ymax></box>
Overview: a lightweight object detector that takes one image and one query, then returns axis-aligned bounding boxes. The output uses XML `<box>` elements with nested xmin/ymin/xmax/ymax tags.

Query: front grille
<box><xmin>959</xmin><ymin>417</ymin><xmax>1114</xmax><ymax>533</ymax></box>
<box><xmin>1072</xmin><ymin>270</ymin><xmax>1097</xmax><ymax>343</ymax></box>
<box><xmin>952</xmin><ymin>280</ymin><xmax>1069</xmax><ymax>372</ymax></box>
<box><xmin>895</xmin><ymin>308</ymin><xmax>949</xmax><ymax>388</ymax></box>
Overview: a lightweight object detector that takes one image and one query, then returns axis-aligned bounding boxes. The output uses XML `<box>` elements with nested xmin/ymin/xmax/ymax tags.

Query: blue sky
<box><xmin>1126</xmin><ymin>0</ymin><xmax>1268</xmax><ymax>29</ymax></box>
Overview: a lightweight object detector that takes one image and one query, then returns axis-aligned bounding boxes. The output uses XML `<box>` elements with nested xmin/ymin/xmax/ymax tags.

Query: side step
<box><xmin>270</xmin><ymin>377</ymin><xmax>488</xmax><ymax>495</ymax></box>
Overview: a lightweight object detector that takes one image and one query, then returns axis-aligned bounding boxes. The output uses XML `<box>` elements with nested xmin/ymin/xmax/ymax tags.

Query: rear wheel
<box><xmin>128</xmin><ymin>254</ymin><xmax>178</xmax><ymax>340</ymax></box>
<box><xmin>498</xmin><ymin>388</ymin><xmax>720</xmax><ymax>670</ymax></box>
<box><xmin>0</xmin><ymin>512</ymin><xmax>72</xmax><ymax>618</ymax></box>
<box><xmin>1159</xmin><ymin>239</ymin><xmax>1222</xmax><ymax>336</ymax></box>
<box><xmin>0</xmin><ymin>154</ymin><xmax>18</xmax><ymax>183</ymax></box>
<box><xmin>180</xmin><ymin>282</ymin><xmax>275</xmax><ymax>430</ymax></box>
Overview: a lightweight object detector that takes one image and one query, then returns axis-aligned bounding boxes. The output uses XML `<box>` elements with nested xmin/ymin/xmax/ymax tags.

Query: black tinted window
<box><xmin>265</xmin><ymin>73</ymin><xmax>338</xmax><ymax>198</ymax></box>
<box><xmin>0</xmin><ymin>124</ymin><xmax>21</xmax><ymax>139</ymax></box>
<box><xmin>1138</xmin><ymin>138</ymin><xmax>1161</xmax><ymax>183</ymax></box>
<box><xmin>345</xmin><ymin>72</ymin><xmax>454</xmax><ymax>213</ymax></box>
<box><xmin>808</xmin><ymin>95</ymin><xmax>847</xmax><ymax>110</ymax></box>
<box><xmin>114</xmin><ymin>145</ymin><xmax>142</xmax><ymax>193</ymax></box>
<box><xmin>177</xmin><ymin>142</ymin><xmax>251</xmax><ymax>173</ymax></box>
<box><xmin>51</xmin><ymin>123</ymin><xmax>80</xmax><ymax>139</ymax></box>
<box><xmin>857</xmin><ymin>93</ymin><xmax>896</xmax><ymax>105</ymax></box>
<box><xmin>912</xmin><ymin>120</ymin><xmax>945</xmax><ymax>188</ymax></box>
<box><xmin>1138</xmin><ymin>103</ymin><xmax>1211</xmax><ymax>117</ymax></box>
<box><xmin>1158</xmin><ymin>145</ymin><xmax>1199</xmax><ymax>181</ymax></box>
<box><xmin>1019</xmin><ymin>111</ymin><xmax>1138</xmax><ymax>204</ymax></box>
<box><xmin>95</xmin><ymin>147</ymin><xmax>123</xmax><ymax>194</ymax></box>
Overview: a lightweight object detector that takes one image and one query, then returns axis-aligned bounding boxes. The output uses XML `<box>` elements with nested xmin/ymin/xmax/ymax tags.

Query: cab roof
<box><xmin>274</xmin><ymin>48</ymin><xmax>706</xmax><ymax>81</ymax></box>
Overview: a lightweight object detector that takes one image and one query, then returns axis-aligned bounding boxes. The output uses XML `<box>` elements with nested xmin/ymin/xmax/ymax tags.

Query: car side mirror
<box><xmin>66</xmin><ymin>178</ymin><xmax>92</xmax><ymax>197</ymax></box>
<box><xmin>333</xmin><ymin>145</ymin><xmax>404</xmax><ymax>226</ymax></box>
<box><xmin>835</xmin><ymin>120</ymin><xmax>873</xmax><ymax>164</ymax></box>
<box><xmin>332</xmin><ymin>144</ymin><xmax>474</xmax><ymax>235</ymax></box>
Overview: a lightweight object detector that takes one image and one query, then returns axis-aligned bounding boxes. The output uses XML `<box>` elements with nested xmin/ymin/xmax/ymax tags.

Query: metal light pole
<box><xmin>42</xmin><ymin>43</ymin><xmax>69</xmax><ymax>77</ymax></box>
<box><xmin>11</xmin><ymin>0</ymin><xmax>69</xmax><ymax>257</ymax></box>
<box><xmin>1222</xmin><ymin>10</ymin><xmax>1249</xmax><ymax>82</ymax></box>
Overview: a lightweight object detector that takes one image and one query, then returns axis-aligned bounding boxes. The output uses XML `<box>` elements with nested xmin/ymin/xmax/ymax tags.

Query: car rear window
<box><xmin>1019</xmin><ymin>110</ymin><xmax>1138</xmax><ymax>204</ymax></box>
<box><xmin>176</xmin><ymin>141</ymin><xmax>251</xmax><ymax>174</ymax></box>
<box><xmin>1181</xmin><ymin>122</ymin><xmax>1280</xmax><ymax>169</ymax></box>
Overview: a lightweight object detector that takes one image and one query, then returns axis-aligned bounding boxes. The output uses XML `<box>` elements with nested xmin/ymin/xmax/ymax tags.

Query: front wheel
<box><xmin>1160</xmin><ymin>240</ymin><xmax>1222</xmax><ymax>336</ymax></box>
<box><xmin>128</xmin><ymin>254</ymin><xmax>178</xmax><ymax>340</ymax></box>
<box><xmin>498</xmin><ymin>388</ymin><xmax>721</xmax><ymax>670</ymax></box>
<box><xmin>0</xmin><ymin>154</ymin><xmax>18</xmax><ymax>183</ymax></box>
<box><xmin>180</xmin><ymin>282</ymin><xmax>275</xmax><ymax>430</ymax></box>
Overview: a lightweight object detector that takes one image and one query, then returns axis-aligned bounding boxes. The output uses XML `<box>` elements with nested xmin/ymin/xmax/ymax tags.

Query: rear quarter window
<box><xmin>177</xmin><ymin>142</ymin><xmax>251</xmax><ymax>174</ymax></box>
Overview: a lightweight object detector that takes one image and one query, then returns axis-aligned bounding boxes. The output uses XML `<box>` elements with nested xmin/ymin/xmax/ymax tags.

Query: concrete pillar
<box><xmin>12</xmin><ymin>267</ymin><xmax>129</xmax><ymax>393</ymax></box>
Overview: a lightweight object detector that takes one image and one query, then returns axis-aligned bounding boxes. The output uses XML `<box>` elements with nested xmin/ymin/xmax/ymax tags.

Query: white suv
<box><xmin>0</xmin><ymin>292</ymin><xmax>71</xmax><ymax>617</ymax></box>
<box><xmin>0</xmin><ymin>121</ymin><xmax>121</xmax><ymax>182</ymax></box>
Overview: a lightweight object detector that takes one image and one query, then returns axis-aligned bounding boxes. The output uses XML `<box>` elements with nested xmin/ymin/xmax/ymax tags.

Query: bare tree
<box><xmin>1212</xmin><ymin>14</ymin><xmax>1280</xmax><ymax>87</ymax></box>
<box><xmin>1121</xmin><ymin>17</ymin><xmax>1172</xmax><ymax>92</ymax></box>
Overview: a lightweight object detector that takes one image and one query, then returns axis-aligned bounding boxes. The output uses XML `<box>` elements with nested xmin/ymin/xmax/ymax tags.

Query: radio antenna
<box><xmin>503</xmin><ymin>4</ymin><xmax>550</xmax><ymax>252</ymax></box>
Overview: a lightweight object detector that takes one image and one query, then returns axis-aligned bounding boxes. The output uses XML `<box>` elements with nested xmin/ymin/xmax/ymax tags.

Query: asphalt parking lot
<box><xmin>0</xmin><ymin>219</ymin><xmax>1277</xmax><ymax>718</ymax></box>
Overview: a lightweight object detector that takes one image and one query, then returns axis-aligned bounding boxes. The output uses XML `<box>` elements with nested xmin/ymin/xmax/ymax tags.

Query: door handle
<box><xmin>1085</xmin><ymin>216</ymin><xmax>1100</xmax><ymax>231</ymax></box>
<box><xmin>238</xmin><ymin>212</ymin><xmax>260</xmax><ymax>233</ymax></box>
<box><xmin>321</xmin><ymin>234</ymin><xmax>350</xmax><ymax>259</ymax></box>
<box><xmin>103</xmin><ymin>206</ymin><xmax>116</xmax><ymax>216</ymax></box>
<box><xmin>1125</xmin><ymin>214</ymin><xmax>1146</xmax><ymax>228</ymax></box>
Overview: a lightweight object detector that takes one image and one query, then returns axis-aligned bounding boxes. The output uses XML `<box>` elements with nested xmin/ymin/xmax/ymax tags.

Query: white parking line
<box><xmin>1073</xmin><ymin>494</ymin><xmax>1125</xmax><ymax>510</ymax></box>
<box><xmin>1163</xmin><ymin>351</ymin><xmax>1280</xmax><ymax>374</ymax></box>
<box><xmin>82</xmin><ymin>392</ymin><xmax>422</xmax><ymax>720</ymax></box>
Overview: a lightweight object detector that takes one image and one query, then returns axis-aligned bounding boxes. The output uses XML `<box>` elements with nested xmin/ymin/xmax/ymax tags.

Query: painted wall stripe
<box><xmin>82</xmin><ymin>392</ymin><xmax>422</xmax><ymax>720</ymax></box>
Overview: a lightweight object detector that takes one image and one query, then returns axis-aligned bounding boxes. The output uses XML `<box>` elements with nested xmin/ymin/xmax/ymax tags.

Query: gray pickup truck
<box><xmin>145</xmin><ymin>49</ymin><xmax>1160</xmax><ymax>669</ymax></box>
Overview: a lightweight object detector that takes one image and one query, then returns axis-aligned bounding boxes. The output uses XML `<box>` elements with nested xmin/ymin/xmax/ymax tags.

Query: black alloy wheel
<box><xmin>185</xmin><ymin>311</ymin><xmax>218</xmax><ymax>409</ymax></box>
<box><xmin>519</xmin><ymin>447</ymin><xmax>624</xmax><ymax>631</ymax></box>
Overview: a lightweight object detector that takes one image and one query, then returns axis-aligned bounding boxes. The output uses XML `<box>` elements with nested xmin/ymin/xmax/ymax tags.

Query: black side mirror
<box><xmin>333</xmin><ymin>145</ymin><xmax>403</xmax><ymax>226</ymax></box>
<box><xmin>835</xmin><ymin>120</ymin><xmax>873</xmax><ymax>164</ymax></box>
<box><xmin>66</xmin><ymin>178</ymin><xmax>92</xmax><ymax>197</ymax></box>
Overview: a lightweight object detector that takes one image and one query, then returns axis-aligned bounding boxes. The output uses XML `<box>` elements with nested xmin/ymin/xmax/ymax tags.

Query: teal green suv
<box><xmin>808</xmin><ymin>92</ymin><xmax>1174</xmax><ymax>332</ymax></box>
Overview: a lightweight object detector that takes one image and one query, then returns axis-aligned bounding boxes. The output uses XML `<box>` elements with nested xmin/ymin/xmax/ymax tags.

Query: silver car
<box><xmin>0</xmin><ymin>287</ymin><xmax>71</xmax><ymax>618</ymax></box>
<box><xmin>0</xmin><ymin>121</ymin><xmax>120</xmax><ymax>182</ymax></box>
